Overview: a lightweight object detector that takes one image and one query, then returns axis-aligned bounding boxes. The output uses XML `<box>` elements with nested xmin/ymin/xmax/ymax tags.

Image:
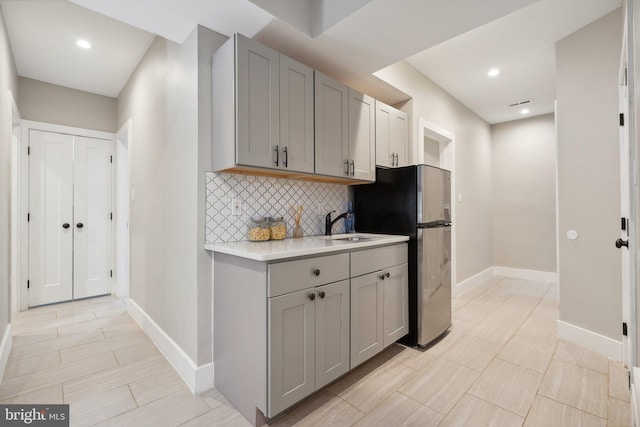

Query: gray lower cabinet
<box><xmin>213</xmin><ymin>243</ymin><xmax>407</xmax><ymax>425</ymax></box>
<box><xmin>268</xmin><ymin>279</ymin><xmax>350</xmax><ymax>416</ymax></box>
<box><xmin>350</xmin><ymin>245</ymin><xmax>409</xmax><ymax>368</ymax></box>
<box><xmin>350</xmin><ymin>271</ymin><xmax>383</xmax><ymax>367</ymax></box>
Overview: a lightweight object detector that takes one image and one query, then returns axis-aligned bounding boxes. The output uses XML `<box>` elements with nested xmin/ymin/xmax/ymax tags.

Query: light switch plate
<box><xmin>231</xmin><ymin>199</ymin><xmax>242</xmax><ymax>216</ymax></box>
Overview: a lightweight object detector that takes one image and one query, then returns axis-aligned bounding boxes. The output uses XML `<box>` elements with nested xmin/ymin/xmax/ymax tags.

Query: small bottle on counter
<box><xmin>345</xmin><ymin>201</ymin><xmax>355</xmax><ymax>233</ymax></box>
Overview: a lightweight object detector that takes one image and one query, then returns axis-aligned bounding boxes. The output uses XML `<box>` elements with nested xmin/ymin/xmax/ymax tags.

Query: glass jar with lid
<box><xmin>246</xmin><ymin>215</ymin><xmax>270</xmax><ymax>241</ymax></box>
<box><xmin>269</xmin><ymin>217</ymin><xmax>287</xmax><ymax>240</ymax></box>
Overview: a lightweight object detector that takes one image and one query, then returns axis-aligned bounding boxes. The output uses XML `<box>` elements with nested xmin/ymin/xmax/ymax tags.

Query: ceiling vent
<box><xmin>509</xmin><ymin>100</ymin><xmax>532</xmax><ymax>107</ymax></box>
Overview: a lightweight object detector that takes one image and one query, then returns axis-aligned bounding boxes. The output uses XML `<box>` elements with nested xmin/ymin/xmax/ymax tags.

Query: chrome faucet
<box><xmin>325</xmin><ymin>210</ymin><xmax>348</xmax><ymax>236</ymax></box>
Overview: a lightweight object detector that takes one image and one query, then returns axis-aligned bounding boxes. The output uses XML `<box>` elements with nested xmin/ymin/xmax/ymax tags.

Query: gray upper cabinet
<box><xmin>314</xmin><ymin>71</ymin><xmax>349</xmax><ymax>178</ymax></box>
<box><xmin>236</xmin><ymin>34</ymin><xmax>279</xmax><ymax>169</ymax></box>
<box><xmin>280</xmin><ymin>56</ymin><xmax>314</xmax><ymax>174</ymax></box>
<box><xmin>212</xmin><ymin>34</ymin><xmax>314</xmax><ymax>174</ymax></box>
<box><xmin>315</xmin><ymin>72</ymin><xmax>375</xmax><ymax>182</ymax></box>
<box><xmin>349</xmin><ymin>89</ymin><xmax>375</xmax><ymax>181</ymax></box>
<box><xmin>376</xmin><ymin>100</ymin><xmax>409</xmax><ymax>168</ymax></box>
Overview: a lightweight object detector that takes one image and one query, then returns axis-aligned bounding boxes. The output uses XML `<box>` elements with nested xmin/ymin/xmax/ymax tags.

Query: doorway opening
<box><xmin>10</xmin><ymin>92</ymin><xmax>20</xmax><ymax>314</ymax></box>
<box><xmin>418</xmin><ymin>118</ymin><xmax>457</xmax><ymax>293</ymax></box>
<box><xmin>19</xmin><ymin>121</ymin><xmax>115</xmax><ymax>309</ymax></box>
<box><xmin>115</xmin><ymin>120</ymin><xmax>131</xmax><ymax>298</ymax></box>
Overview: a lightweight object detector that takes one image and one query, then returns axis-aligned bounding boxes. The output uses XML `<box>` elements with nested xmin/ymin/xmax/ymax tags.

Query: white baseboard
<box><xmin>125</xmin><ymin>299</ymin><xmax>213</xmax><ymax>393</ymax></box>
<box><xmin>632</xmin><ymin>367</ymin><xmax>640</xmax><ymax>427</ymax></box>
<box><xmin>493</xmin><ymin>266</ymin><xmax>558</xmax><ymax>283</ymax></box>
<box><xmin>454</xmin><ymin>267</ymin><xmax>494</xmax><ymax>297</ymax></box>
<box><xmin>557</xmin><ymin>320</ymin><xmax>623</xmax><ymax>362</ymax></box>
<box><xmin>0</xmin><ymin>324</ymin><xmax>13</xmax><ymax>384</ymax></box>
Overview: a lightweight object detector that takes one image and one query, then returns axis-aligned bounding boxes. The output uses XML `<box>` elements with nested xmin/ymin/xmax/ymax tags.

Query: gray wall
<box><xmin>556</xmin><ymin>8</ymin><xmax>622</xmax><ymax>339</ymax></box>
<box><xmin>117</xmin><ymin>27</ymin><xmax>225</xmax><ymax>366</ymax></box>
<box><xmin>0</xmin><ymin>4</ymin><xmax>18</xmax><ymax>358</ymax></box>
<box><xmin>17</xmin><ymin>77</ymin><xmax>117</xmax><ymax>133</ymax></box>
<box><xmin>491</xmin><ymin>114</ymin><xmax>557</xmax><ymax>273</ymax></box>
<box><xmin>375</xmin><ymin>62</ymin><xmax>494</xmax><ymax>284</ymax></box>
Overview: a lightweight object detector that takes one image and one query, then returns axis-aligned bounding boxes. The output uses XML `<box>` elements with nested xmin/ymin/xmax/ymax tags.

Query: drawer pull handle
<box><xmin>312</xmin><ymin>268</ymin><xmax>320</xmax><ymax>276</ymax></box>
<box><xmin>318</xmin><ymin>291</ymin><xmax>326</xmax><ymax>299</ymax></box>
<box><xmin>308</xmin><ymin>293</ymin><xmax>316</xmax><ymax>301</ymax></box>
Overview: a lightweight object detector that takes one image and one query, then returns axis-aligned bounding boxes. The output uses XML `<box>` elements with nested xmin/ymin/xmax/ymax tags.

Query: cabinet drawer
<box><xmin>351</xmin><ymin>244</ymin><xmax>407</xmax><ymax>277</ymax></box>
<box><xmin>268</xmin><ymin>253</ymin><xmax>349</xmax><ymax>297</ymax></box>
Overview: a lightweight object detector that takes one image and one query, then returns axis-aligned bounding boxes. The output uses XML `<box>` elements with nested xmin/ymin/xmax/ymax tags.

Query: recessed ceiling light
<box><xmin>487</xmin><ymin>68</ymin><xmax>500</xmax><ymax>77</ymax></box>
<box><xmin>521</xmin><ymin>108</ymin><xmax>530</xmax><ymax>115</ymax></box>
<box><xmin>76</xmin><ymin>39</ymin><xmax>92</xmax><ymax>49</ymax></box>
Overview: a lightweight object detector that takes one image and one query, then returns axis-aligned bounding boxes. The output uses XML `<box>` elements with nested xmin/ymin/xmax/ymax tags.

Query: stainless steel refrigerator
<box><xmin>353</xmin><ymin>165</ymin><xmax>452</xmax><ymax>346</ymax></box>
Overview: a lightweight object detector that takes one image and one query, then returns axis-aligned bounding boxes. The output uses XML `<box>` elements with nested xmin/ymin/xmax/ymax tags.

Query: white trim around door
<box><xmin>19</xmin><ymin>120</ymin><xmax>116</xmax><ymax>311</ymax></box>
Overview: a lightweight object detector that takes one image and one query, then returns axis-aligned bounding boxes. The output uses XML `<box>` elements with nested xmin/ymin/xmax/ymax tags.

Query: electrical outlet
<box><xmin>316</xmin><ymin>203</ymin><xmax>326</xmax><ymax>216</ymax></box>
<box><xmin>231</xmin><ymin>198</ymin><xmax>242</xmax><ymax>216</ymax></box>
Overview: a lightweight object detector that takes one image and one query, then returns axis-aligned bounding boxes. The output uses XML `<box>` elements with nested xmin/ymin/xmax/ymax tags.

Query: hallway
<box><xmin>0</xmin><ymin>276</ymin><xmax>633</xmax><ymax>426</ymax></box>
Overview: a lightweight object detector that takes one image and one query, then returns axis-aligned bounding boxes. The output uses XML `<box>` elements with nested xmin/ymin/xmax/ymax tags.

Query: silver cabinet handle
<box><xmin>274</xmin><ymin>145</ymin><xmax>279</xmax><ymax>167</ymax></box>
<box><xmin>395</xmin><ymin>153</ymin><xmax>399</xmax><ymax>166</ymax></box>
<box><xmin>344</xmin><ymin>159</ymin><xmax>349</xmax><ymax>175</ymax></box>
<box><xmin>350</xmin><ymin>160</ymin><xmax>355</xmax><ymax>176</ymax></box>
<box><xmin>392</xmin><ymin>153</ymin><xmax>396</xmax><ymax>167</ymax></box>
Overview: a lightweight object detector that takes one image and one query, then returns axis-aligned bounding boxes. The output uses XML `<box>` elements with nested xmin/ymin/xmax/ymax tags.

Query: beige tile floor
<box><xmin>0</xmin><ymin>276</ymin><xmax>632</xmax><ymax>426</ymax></box>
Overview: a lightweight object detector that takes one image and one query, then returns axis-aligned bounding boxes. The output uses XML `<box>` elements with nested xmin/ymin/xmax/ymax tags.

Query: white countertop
<box><xmin>205</xmin><ymin>233</ymin><xmax>409</xmax><ymax>261</ymax></box>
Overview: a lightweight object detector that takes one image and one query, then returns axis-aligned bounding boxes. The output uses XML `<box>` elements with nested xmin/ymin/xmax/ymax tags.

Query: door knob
<box><xmin>379</xmin><ymin>274</ymin><xmax>385</xmax><ymax>280</ymax></box>
<box><xmin>616</xmin><ymin>238</ymin><xmax>629</xmax><ymax>249</ymax></box>
<box><xmin>312</xmin><ymin>268</ymin><xmax>320</xmax><ymax>276</ymax></box>
<box><xmin>308</xmin><ymin>293</ymin><xmax>316</xmax><ymax>301</ymax></box>
<box><xmin>76</xmin><ymin>223</ymin><xmax>84</xmax><ymax>229</ymax></box>
<box><xmin>318</xmin><ymin>291</ymin><xmax>326</xmax><ymax>299</ymax></box>
<box><xmin>62</xmin><ymin>223</ymin><xmax>70</xmax><ymax>229</ymax></box>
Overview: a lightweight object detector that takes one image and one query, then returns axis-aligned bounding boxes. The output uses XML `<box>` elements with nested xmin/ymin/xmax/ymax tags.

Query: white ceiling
<box><xmin>0</xmin><ymin>0</ymin><xmax>624</xmax><ymax>123</ymax></box>
<box><xmin>0</xmin><ymin>0</ymin><xmax>155</xmax><ymax>98</ymax></box>
<box><xmin>406</xmin><ymin>0</ymin><xmax>622</xmax><ymax>124</ymax></box>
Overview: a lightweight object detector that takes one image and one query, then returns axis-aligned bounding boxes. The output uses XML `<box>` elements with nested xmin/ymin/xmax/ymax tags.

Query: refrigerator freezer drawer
<box><xmin>417</xmin><ymin>226</ymin><xmax>452</xmax><ymax>346</ymax></box>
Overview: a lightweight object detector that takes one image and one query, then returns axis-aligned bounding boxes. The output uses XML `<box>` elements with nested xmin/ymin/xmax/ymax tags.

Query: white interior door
<box><xmin>74</xmin><ymin>136</ymin><xmax>113</xmax><ymax>299</ymax></box>
<box><xmin>28</xmin><ymin>130</ymin><xmax>74</xmax><ymax>306</ymax></box>
<box><xmin>620</xmin><ymin>15</ymin><xmax>636</xmax><ymax>368</ymax></box>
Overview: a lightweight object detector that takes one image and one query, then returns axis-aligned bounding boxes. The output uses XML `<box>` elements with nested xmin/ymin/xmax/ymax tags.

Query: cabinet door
<box><xmin>390</xmin><ymin>109</ymin><xmax>409</xmax><ymax>167</ymax></box>
<box><xmin>268</xmin><ymin>288</ymin><xmax>315</xmax><ymax>416</ymax></box>
<box><xmin>315</xmin><ymin>280</ymin><xmax>350</xmax><ymax>388</ymax></box>
<box><xmin>350</xmin><ymin>272</ymin><xmax>383</xmax><ymax>368</ymax></box>
<box><xmin>375</xmin><ymin>101</ymin><xmax>393</xmax><ymax>168</ymax></box>
<box><xmin>280</xmin><ymin>55</ymin><xmax>314</xmax><ymax>174</ymax></box>
<box><xmin>236</xmin><ymin>34</ymin><xmax>280</xmax><ymax>169</ymax></box>
<box><xmin>315</xmin><ymin>71</ymin><xmax>349</xmax><ymax>178</ymax></box>
<box><xmin>348</xmin><ymin>89</ymin><xmax>375</xmax><ymax>181</ymax></box>
<box><xmin>383</xmin><ymin>263</ymin><xmax>409</xmax><ymax>347</ymax></box>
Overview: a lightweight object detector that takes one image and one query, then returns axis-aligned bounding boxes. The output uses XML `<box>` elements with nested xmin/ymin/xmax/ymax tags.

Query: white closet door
<box><xmin>28</xmin><ymin>130</ymin><xmax>74</xmax><ymax>306</ymax></box>
<box><xmin>74</xmin><ymin>136</ymin><xmax>112</xmax><ymax>299</ymax></box>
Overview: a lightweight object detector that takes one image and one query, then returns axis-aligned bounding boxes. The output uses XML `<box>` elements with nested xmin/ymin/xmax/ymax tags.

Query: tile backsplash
<box><xmin>205</xmin><ymin>172</ymin><xmax>349</xmax><ymax>243</ymax></box>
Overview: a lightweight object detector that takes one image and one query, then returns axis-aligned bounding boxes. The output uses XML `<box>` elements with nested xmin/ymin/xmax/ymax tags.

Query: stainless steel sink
<box><xmin>332</xmin><ymin>236</ymin><xmax>373</xmax><ymax>242</ymax></box>
<box><xmin>324</xmin><ymin>233</ymin><xmax>382</xmax><ymax>242</ymax></box>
